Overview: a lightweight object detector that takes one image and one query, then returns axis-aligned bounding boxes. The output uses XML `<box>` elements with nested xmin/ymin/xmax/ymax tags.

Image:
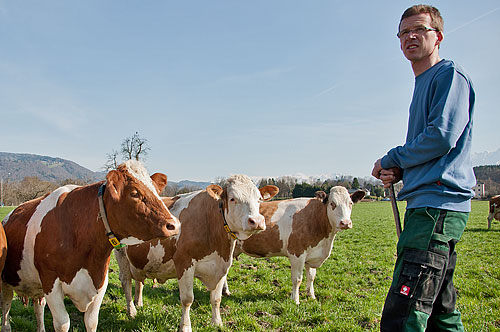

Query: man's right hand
<box><xmin>379</xmin><ymin>167</ymin><xmax>402</xmax><ymax>188</ymax></box>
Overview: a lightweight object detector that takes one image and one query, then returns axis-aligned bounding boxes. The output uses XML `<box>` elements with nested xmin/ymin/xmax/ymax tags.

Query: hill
<box><xmin>0</xmin><ymin>152</ymin><xmax>104</xmax><ymax>183</ymax></box>
<box><xmin>0</xmin><ymin>152</ymin><xmax>210</xmax><ymax>190</ymax></box>
<box><xmin>474</xmin><ymin>165</ymin><xmax>500</xmax><ymax>196</ymax></box>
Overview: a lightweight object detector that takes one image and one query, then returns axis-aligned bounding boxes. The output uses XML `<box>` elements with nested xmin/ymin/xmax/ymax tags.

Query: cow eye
<box><xmin>230</xmin><ymin>198</ymin><xmax>236</xmax><ymax>203</ymax></box>
<box><xmin>331</xmin><ymin>202</ymin><xmax>336</xmax><ymax>209</ymax></box>
<box><xmin>130</xmin><ymin>190</ymin><xmax>141</xmax><ymax>199</ymax></box>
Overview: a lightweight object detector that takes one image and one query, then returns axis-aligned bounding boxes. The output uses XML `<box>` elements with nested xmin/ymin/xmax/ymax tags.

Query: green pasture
<box><xmin>0</xmin><ymin>201</ymin><xmax>499</xmax><ymax>331</ymax></box>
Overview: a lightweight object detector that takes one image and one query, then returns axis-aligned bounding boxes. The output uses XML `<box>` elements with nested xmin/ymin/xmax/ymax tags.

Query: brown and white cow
<box><xmin>1</xmin><ymin>160</ymin><xmax>180</xmax><ymax>332</ymax></box>
<box><xmin>114</xmin><ymin>174</ymin><xmax>278</xmax><ymax>332</ymax></box>
<box><xmin>0</xmin><ymin>223</ymin><xmax>6</xmax><ymax>290</ymax></box>
<box><xmin>223</xmin><ymin>186</ymin><xmax>365</xmax><ymax>304</ymax></box>
<box><xmin>488</xmin><ymin>195</ymin><xmax>500</xmax><ymax>229</ymax></box>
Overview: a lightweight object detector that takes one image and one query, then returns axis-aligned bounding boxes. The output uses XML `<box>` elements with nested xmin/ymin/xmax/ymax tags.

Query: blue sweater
<box><xmin>381</xmin><ymin>59</ymin><xmax>476</xmax><ymax>212</ymax></box>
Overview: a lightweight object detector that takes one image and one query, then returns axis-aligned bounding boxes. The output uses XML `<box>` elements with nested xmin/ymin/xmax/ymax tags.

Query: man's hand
<box><xmin>372</xmin><ymin>159</ymin><xmax>402</xmax><ymax>188</ymax></box>
<box><xmin>380</xmin><ymin>168</ymin><xmax>402</xmax><ymax>188</ymax></box>
<box><xmin>371</xmin><ymin>159</ymin><xmax>384</xmax><ymax>179</ymax></box>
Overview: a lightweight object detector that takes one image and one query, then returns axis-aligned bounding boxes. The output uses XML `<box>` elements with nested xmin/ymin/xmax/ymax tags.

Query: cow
<box><xmin>222</xmin><ymin>186</ymin><xmax>365</xmax><ymax>305</ymax></box>
<box><xmin>114</xmin><ymin>174</ymin><xmax>279</xmax><ymax>332</ymax></box>
<box><xmin>1</xmin><ymin>160</ymin><xmax>180</xmax><ymax>332</ymax></box>
<box><xmin>488</xmin><ymin>195</ymin><xmax>500</xmax><ymax>229</ymax></box>
<box><xmin>0</xmin><ymin>223</ymin><xmax>6</xmax><ymax>289</ymax></box>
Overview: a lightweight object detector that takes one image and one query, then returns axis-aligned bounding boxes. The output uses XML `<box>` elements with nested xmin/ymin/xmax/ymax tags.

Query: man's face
<box><xmin>399</xmin><ymin>13</ymin><xmax>442</xmax><ymax>64</ymax></box>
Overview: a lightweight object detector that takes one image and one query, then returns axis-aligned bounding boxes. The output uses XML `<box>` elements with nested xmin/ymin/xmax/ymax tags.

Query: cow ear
<box><xmin>106</xmin><ymin>170</ymin><xmax>123</xmax><ymax>201</ymax></box>
<box><xmin>206</xmin><ymin>184</ymin><xmax>223</xmax><ymax>200</ymax></box>
<box><xmin>151</xmin><ymin>173</ymin><xmax>168</xmax><ymax>194</ymax></box>
<box><xmin>315</xmin><ymin>191</ymin><xmax>328</xmax><ymax>204</ymax></box>
<box><xmin>260</xmin><ymin>185</ymin><xmax>279</xmax><ymax>201</ymax></box>
<box><xmin>351</xmin><ymin>190</ymin><xmax>365</xmax><ymax>203</ymax></box>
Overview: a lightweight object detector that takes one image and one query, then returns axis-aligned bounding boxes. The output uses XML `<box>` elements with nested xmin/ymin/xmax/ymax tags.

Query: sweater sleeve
<box><xmin>381</xmin><ymin>68</ymin><xmax>471</xmax><ymax>170</ymax></box>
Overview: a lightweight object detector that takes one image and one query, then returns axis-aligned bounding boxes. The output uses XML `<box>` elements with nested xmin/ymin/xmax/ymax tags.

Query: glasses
<box><xmin>397</xmin><ymin>26</ymin><xmax>438</xmax><ymax>39</ymax></box>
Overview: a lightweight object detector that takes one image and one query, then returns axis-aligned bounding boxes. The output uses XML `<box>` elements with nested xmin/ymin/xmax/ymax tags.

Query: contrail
<box><xmin>312</xmin><ymin>83</ymin><xmax>341</xmax><ymax>99</ymax></box>
<box><xmin>446</xmin><ymin>5</ymin><xmax>500</xmax><ymax>35</ymax></box>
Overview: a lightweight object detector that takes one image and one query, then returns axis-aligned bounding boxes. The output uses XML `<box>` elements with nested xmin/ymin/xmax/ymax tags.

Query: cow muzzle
<box><xmin>339</xmin><ymin>220</ymin><xmax>352</xmax><ymax>230</ymax></box>
<box><xmin>163</xmin><ymin>216</ymin><xmax>181</xmax><ymax>237</ymax></box>
<box><xmin>247</xmin><ymin>215</ymin><xmax>266</xmax><ymax>231</ymax></box>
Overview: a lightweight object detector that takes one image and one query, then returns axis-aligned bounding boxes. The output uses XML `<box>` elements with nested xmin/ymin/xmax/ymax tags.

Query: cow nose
<box><xmin>165</xmin><ymin>216</ymin><xmax>180</xmax><ymax>234</ymax></box>
<box><xmin>248</xmin><ymin>216</ymin><xmax>266</xmax><ymax>231</ymax></box>
<box><xmin>339</xmin><ymin>220</ymin><xmax>352</xmax><ymax>230</ymax></box>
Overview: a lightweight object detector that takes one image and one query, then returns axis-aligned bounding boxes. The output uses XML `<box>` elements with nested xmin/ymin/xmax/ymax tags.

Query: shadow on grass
<box><xmin>464</xmin><ymin>227</ymin><xmax>500</xmax><ymax>233</ymax></box>
<box><xmin>221</xmin><ymin>288</ymin><xmax>286</xmax><ymax>303</ymax></box>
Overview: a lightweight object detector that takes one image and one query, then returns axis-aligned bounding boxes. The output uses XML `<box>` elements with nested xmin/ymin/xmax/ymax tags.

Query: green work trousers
<box><xmin>380</xmin><ymin>207</ymin><xmax>468</xmax><ymax>332</ymax></box>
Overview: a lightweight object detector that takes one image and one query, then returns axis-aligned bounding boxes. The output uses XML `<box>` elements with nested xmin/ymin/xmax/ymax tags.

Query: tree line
<box><xmin>256</xmin><ymin>176</ymin><xmax>385</xmax><ymax>199</ymax></box>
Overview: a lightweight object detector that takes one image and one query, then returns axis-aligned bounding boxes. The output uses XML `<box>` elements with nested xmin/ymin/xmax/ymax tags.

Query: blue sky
<box><xmin>1</xmin><ymin>1</ymin><xmax>499</xmax><ymax>182</ymax></box>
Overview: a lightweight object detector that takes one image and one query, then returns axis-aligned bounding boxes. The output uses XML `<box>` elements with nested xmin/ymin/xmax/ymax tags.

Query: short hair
<box><xmin>399</xmin><ymin>4</ymin><xmax>444</xmax><ymax>32</ymax></box>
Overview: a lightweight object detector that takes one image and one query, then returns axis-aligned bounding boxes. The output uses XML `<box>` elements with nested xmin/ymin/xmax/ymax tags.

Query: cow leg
<box><xmin>488</xmin><ymin>214</ymin><xmax>493</xmax><ymax>229</ymax></box>
<box><xmin>33</xmin><ymin>297</ymin><xmax>47</xmax><ymax>332</ymax></box>
<box><xmin>305</xmin><ymin>267</ymin><xmax>317</xmax><ymax>299</ymax></box>
<box><xmin>178</xmin><ymin>268</ymin><xmax>195</xmax><ymax>332</ymax></box>
<box><xmin>221</xmin><ymin>275</ymin><xmax>231</xmax><ymax>296</ymax></box>
<box><xmin>45</xmin><ymin>289</ymin><xmax>70</xmax><ymax>332</ymax></box>
<box><xmin>289</xmin><ymin>256</ymin><xmax>306</xmax><ymax>305</ymax></box>
<box><xmin>134</xmin><ymin>280</ymin><xmax>144</xmax><ymax>307</ymax></box>
<box><xmin>210</xmin><ymin>277</ymin><xmax>225</xmax><ymax>327</ymax></box>
<box><xmin>1</xmin><ymin>282</ymin><xmax>13</xmax><ymax>332</ymax></box>
<box><xmin>114</xmin><ymin>248</ymin><xmax>137</xmax><ymax>317</ymax></box>
<box><xmin>83</xmin><ymin>277</ymin><xmax>108</xmax><ymax>332</ymax></box>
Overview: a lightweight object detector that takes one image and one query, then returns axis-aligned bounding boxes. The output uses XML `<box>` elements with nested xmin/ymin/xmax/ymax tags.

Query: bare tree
<box><xmin>214</xmin><ymin>176</ymin><xmax>227</xmax><ymax>188</ymax></box>
<box><xmin>104</xmin><ymin>149</ymin><xmax>120</xmax><ymax>171</ymax></box>
<box><xmin>104</xmin><ymin>132</ymin><xmax>151</xmax><ymax>170</ymax></box>
<box><xmin>161</xmin><ymin>183</ymin><xmax>179</xmax><ymax>197</ymax></box>
<box><xmin>275</xmin><ymin>176</ymin><xmax>297</xmax><ymax>199</ymax></box>
<box><xmin>15</xmin><ymin>177</ymin><xmax>57</xmax><ymax>204</ymax></box>
<box><xmin>58</xmin><ymin>178</ymin><xmax>90</xmax><ymax>186</ymax></box>
<box><xmin>121</xmin><ymin>132</ymin><xmax>150</xmax><ymax>161</ymax></box>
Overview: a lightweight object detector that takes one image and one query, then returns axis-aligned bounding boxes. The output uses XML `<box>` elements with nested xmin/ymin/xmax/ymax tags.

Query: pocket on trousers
<box><xmin>394</xmin><ymin>248</ymin><xmax>446</xmax><ymax>304</ymax></box>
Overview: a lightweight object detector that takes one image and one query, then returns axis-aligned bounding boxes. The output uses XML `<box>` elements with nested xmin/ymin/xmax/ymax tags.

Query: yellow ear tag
<box><xmin>108</xmin><ymin>237</ymin><xmax>126</xmax><ymax>249</ymax></box>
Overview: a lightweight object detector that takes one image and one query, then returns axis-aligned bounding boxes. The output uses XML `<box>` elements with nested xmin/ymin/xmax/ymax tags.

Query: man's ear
<box><xmin>436</xmin><ymin>31</ymin><xmax>444</xmax><ymax>45</ymax></box>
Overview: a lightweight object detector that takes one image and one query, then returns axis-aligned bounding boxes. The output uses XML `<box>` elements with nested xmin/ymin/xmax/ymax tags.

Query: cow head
<box><xmin>207</xmin><ymin>175</ymin><xmax>279</xmax><ymax>240</ymax></box>
<box><xmin>320</xmin><ymin>186</ymin><xmax>365</xmax><ymax>231</ymax></box>
<box><xmin>104</xmin><ymin>160</ymin><xmax>180</xmax><ymax>245</ymax></box>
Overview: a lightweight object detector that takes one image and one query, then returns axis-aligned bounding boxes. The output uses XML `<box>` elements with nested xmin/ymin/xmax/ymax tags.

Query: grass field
<box><xmin>0</xmin><ymin>200</ymin><xmax>499</xmax><ymax>331</ymax></box>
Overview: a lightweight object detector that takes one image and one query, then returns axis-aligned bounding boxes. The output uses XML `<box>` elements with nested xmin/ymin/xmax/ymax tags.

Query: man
<box><xmin>371</xmin><ymin>5</ymin><xmax>475</xmax><ymax>332</ymax></box>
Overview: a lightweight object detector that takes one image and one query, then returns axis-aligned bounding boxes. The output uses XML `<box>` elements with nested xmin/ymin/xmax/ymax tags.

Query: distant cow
<box><xmin>1</xmin><ymin>160</ymin><xmax>180</xmax><ymax>332</ymax></box>
<box><xmin>223</xmin><ymin>186</ymin><xmax>365</xmax><ymax>304</ymax></box>
<box><xmin>115</xmin><ymin>175</ymin><xmax>279</xmax><ymax>332</ymax></box>
<box><xmin>488</xmin><ymin>195</ymin><xmax>500</xmax><ymax>229</ymax></box>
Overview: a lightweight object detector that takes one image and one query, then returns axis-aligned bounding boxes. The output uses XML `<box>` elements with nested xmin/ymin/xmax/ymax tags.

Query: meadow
<box><xmin>0</xmin><ymin>200</ymin><xmax>499</xmax><ymax>331</ymax></box>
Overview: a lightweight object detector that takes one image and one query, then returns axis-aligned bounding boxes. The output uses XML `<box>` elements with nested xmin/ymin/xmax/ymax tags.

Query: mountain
<box><xmin>0</xmin><ymin>152</ymin><xmax>104</xmax><ymax>183</ymax></box>
<box><xmin>172</xmin><ymin>180</ymin><xmax>212</xmax><ymax>190</ymax></box>
<box><xmin>0</xmin><ymin>152</ymin><xmax>211</xmax><ymax>189</ymax></box>
<box><xmin>472</xmin><ymin>148</ymin><xmax>500</xmax><ymax>166</ymax></box>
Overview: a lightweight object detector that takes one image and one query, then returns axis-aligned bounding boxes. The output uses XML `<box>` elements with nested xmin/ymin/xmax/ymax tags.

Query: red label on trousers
<box><xmin>400</xmin><ymin>285</ymin><xmax>410</xmax><ymax>296</ymax></box>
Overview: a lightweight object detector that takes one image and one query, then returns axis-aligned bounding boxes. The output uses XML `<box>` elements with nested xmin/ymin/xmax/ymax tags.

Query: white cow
<box><xmin>223</xmin><ymin>186</ymin><xmax>365</xmax><ymax>304</ymax></box>
<box><xmin>115</xmin><ymin>174</ymin><xmax>279</xmax><ymax>332</ymax></box>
